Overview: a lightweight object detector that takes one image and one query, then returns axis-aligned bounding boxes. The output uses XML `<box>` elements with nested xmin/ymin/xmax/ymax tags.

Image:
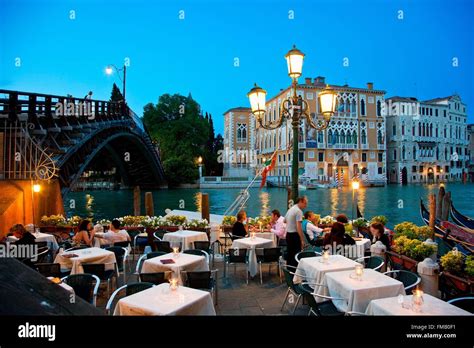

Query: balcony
<box><xmin>377</xmin><ymin>144</ymin><xmax>385</xmax><ymax>150</ymax></box>
<box><xmin>361</xmin><ymin>144</ymin><xmax>369</xmax><ymax>150</ymax></box>
<box><xmin>327</xmin><ymin>144</ymin><xmax>357</xmax><ymax>149</ymax></box>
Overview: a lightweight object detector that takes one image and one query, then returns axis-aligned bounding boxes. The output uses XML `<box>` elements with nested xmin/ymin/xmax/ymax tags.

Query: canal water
<box><xmin>65</xmin><ymin>183</ymin><xmax>474</xmax><ymax>228</ymax></box>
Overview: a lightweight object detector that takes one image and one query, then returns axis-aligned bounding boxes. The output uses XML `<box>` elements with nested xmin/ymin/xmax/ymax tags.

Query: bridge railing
<box><xmin>0</xmin><ymin>89</ymin><xmax>130</xmax><ymax>123</ymax></box>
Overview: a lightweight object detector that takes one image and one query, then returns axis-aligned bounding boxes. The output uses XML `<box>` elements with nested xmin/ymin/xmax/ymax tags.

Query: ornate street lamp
<box><xmin>105</xmin><ymin>64</ymin><xmax>127</xmax><ymax>103</ymax></box>
<box><xmin>247</xmin><ymin>45</ymin><xmax>337</xmax><ymax>201</ymax></box>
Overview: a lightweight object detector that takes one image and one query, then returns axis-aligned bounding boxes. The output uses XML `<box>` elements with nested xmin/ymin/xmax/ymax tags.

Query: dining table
<box><xmin>140</xmin><ymin>252</ymin><xmax>209</xmax><ymax>284</ymax></box>
<box><xmin>162</xmin><ymin>230</ymin><xmax>209</xmax><ymax>251</ymax></box>
<box><xmin>54</xmin><ymin>247</ymin><xmax>117</xmax><ymax>274</ymax></box>
<box><xmin>8</xmin><ymin>232</ymin><xmax>59</xmax><ymax>251</ymax></box>
<box><xmin>113</xmin><ymin>283</ymin><xmax>216</xmax><ymax>316</ymax></box>
<box><xmin>366</xmin><ymin>293</ymin><xmax>473</xmax><ymax>316</ymax></box>
<box><xmin>231</xmin><ymin>236</ymin><xmax>275</xmax><ymax>277</ymax></box>
<box><xmin>325</xmin><ymin>269</ymin><xmax>406</xmax><ymax>313</ymax></box>
<box><xmin>293</xmin><ymin>254</ymin><xmax>360</xmax><ymax>302</ymax></box>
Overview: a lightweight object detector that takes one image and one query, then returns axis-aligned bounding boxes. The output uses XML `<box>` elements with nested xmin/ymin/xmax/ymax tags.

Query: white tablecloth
<box><xmin>366</xmin><ymin>294</ymin><xmax>473</xmax><ymax>316</ymax></box>
<box><xmin>254</xmin><ymin>232</ymin><xmax>277</xmax><ymax>244</ymax></box>
<box><xmin>163</xmin><ymin>230</ymin><xmax>208</xmax><ymax>250</ymax></box>
<box><xmin>141</xmin><ymin>252</ymin><xmax>209</xmax><ymax>284</ymax></box>
<box><xmin>54</xmin><ymin>247</ymin><xmax>117</xmax><ymax>274</ymax></box>
<box><xmin>231</xmin><ymin>236</ymin><xmax>275</xmax><ymax>277</ymax></box>
<box><xmin>293</xmin><ymin>255</ymin><xmax>360</xmax><ymax>302</ymax></box>
<box><xmin>47</xmin><ymin>277</ymin><xmax>75</xmax><ymax>294</ymax></box>
<box><xmin>343</xmin><ymin>238</ymin><xmax>371</xmax><ymax>259</ymax></box>
<box><xmin>8</xmin><ymin>232</ymin><xmax>59</xmax><ymax>251</ymax></box>
<box><xmin>114</xmin><ymin>283</ymin><xmax>216</xmax><ymax>316</ymax></box>
<box><xmin>325</xmin><ymin>269</ymin><xmax>405</xmax><ymax>313</ymax></box>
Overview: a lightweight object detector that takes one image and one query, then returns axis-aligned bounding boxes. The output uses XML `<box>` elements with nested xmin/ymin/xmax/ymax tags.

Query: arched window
<box><xmin>360</xmin><ymin>99</ymin><xmax>366</xmax><ymax>116</ymax></box>
<box><xmin>334</xmin><ymin>130</ymin><xmax>340</xmax><ymax>144</ymax></box>
<box><xmin>317</xmin><ymin>131</ymin><xmax>323</xmax><ymax>143</ymax></box>
<box><xmin>430</xmin><ymin>124</ymin><xmax>433</xmax><ymax>137</ymax></box>
<box><xmin>351</xmin><ymin>99</ymin><xmax>356</xmax><ymax>116</ymax></box>
<box><xmin>377</xmin><ymin>130</ymin><xmax>383</xmax><ymax>144</ymax></box>
<box><xmin>436</xmin><ymin>147</ymin><xmax>439</xmax><ymax>160</ymax></box>
<box><xmin>328</xmin><ymin>130</ymin><xmax>333</xmax><ymax>144</ymax></box>
<box><xmin>376</xmin><ymin>100</ymin><xmax>382</xmax><ymax>116</ymax></box>
<box><xmin>345</xmin><ymin>99</ymin><xmax>350</xmax><ymax>114</ymax></box>
<box><xmin>444</xmin><ymin>147</ymin><xmax>448</xmax><ymax>160</ymax></box>
<box><xmin>237</xmin><ymin>123</ymin><xmax>247</xmax><ymax>142</ymax></box>
<box><xmin>413</xmin><ymin>146</ymin><xmax>417</xmax><ymax>160</ymax></box>
<box><xmin>392</xmin><ymin>124</ymin><xmax>397</xmax><ymax>136</ymax></box>
<box><xmin>418</xmin><ymin>123</ymin><xmax>421</xmax><ymax>136</ymax></box>
<box><xmin>352</xmin><ymin>131</ymin><xmax>357</xmax><ymax>144</ymax></box>
<box><xmin>361</xmin><ymin>129</ymin><xmax>367</xmax><ymax>144</ymax></box>
<box><xmin>393</xmin><ymin>149</ymin><xmax>397</xmax><ymax>161</ymax></box>
<box><xmin>273</xmin><ymin>133</ymin><xmax>276</xmax><ymax>148</ymax></box>
<box><xmin>346</xmin><ymin>131</ymin><xmax>352</xmax><ymax>144</ymax></box>
<box><xmin>401</xmin><ymin>121</ymin><xmax>405</xmax><ymax>136</ymax></box>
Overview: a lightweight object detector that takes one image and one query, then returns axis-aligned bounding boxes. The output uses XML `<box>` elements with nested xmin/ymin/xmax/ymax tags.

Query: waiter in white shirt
<box><xmin>284</xmin><ymin>196</ymin><xmax>308</xmax><ymax>267</ymax></box>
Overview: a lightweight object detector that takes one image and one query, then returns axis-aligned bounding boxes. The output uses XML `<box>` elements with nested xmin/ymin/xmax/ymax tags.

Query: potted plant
<box><xmin>319</xmin><ymin>215</ymin><xmax>335</xmax><ymax>228</ymax></box>
<box><xmin>370</xmin><ymin>215</ymin><xmax>388</xmax><ymax>226</ymax></box>
<box><xmin>439</xmin><ymin>251</ymin><xmax>474</xmax><ymax>298</ymax></box>
<box><xmin>221</xmin><ymin>215</ymin><xmax>237</xmax><ymax>234</ymax></box>
<box><xmin>352</xmin><ymin>218</ymin><xmax>369</xmax><ymax>237</ymax></box>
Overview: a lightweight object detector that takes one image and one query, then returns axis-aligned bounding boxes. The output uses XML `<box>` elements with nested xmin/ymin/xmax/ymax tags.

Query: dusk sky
<box><xmin>1</xmin><ymin>0</ymin><xmax>472</xmax><ymax>135</ymax></box>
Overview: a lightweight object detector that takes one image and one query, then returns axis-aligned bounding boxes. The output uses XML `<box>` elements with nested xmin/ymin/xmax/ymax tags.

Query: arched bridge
<box><xmin>0</xmin><ymin>89</ymin><xmax>165</xmax><ymax>196</ymax></box>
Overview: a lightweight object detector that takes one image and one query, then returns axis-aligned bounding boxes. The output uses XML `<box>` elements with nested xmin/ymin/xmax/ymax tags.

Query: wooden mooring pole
<box><xmin>145</xmin><ymin>192</ymin><xmax>154</xmax><ymax>216</ymax></box>
<box><xmin>428</xmin><ymin>193</ymin><xmax>436</xmax><ymax>239</ymax></box>
<box><xmin>201</xmin><ymin>193</ymin><xmax>210</xmax><ymax>223</ymax></box>
<box><xmin>133</xmin><ymin>186</ymin><xmax>141</xmax><ymax>216</ymax></box>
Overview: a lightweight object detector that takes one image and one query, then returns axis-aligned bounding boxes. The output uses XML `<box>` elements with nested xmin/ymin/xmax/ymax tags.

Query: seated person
<box><xmin>323</xmin><ymin>220</ymin><xmax>355</xmax><ymax>247</ymax></box>
<box><xmin>302</xmin><ymin>211</ymin><xmax>330</xmax><ymax>245</ymax></box>
<box><xmin>10</xmin><ymin>224</ymin><xmax>36</xmax><ymax>245</ymax></box>
<box><xmin>335</xmin><ymin>214</ymin><xmax>349</xmax><ymax>224</ymax></box>
<box><xmin>95</xmin><ymin>219</ymin><xmax>131</xmax><ymax>244</ymax></box>
<box><xmin>270</xmin><ymin>209</ymin><xmax>286</xmax><ymax>239</ymax></box>
<box><xmin>72</xmin><ymin>219</ymin><xmax>95</xmax><ymax>247</ymax></box>
<box><xmin>231</xmin><ymin>210</ymin><xmax>248</xmax><ymax>238</ymax></box>
<box><xmin>369</xmin><ymin>222</ymin><xmax>391</xmax><ymax>251</ymax></box>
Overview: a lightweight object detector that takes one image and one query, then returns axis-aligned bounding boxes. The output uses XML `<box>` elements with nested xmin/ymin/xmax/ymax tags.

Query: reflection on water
<box><xmin>259</xmin><ymin>191</ymin><xmax>270</xmax><ymax>217</ymax></box>
<box><xmin>65</xmin><ymin>183</ymin><xmax>474</xmax><ymax>228</ymax></box>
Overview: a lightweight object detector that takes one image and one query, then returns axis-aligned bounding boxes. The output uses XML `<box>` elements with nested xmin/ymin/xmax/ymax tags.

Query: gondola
<box><xmin>356</xmin><ymin>204</ymin><xmax>363</xmax><ymax>219</ymax></box>
<box><xmin>450</xmin><ymin>203</ymin><xmax>474</xmax><ymax>230</ymax></box>
<box><xmin>419</xmin><ymin>200</ymin><xmax>472</xmax><ymax>256</ymax></box>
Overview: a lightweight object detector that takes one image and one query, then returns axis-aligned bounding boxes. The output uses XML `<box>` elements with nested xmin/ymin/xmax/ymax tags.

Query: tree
<box><xmin>110</xmin><ymin>83</ymin><xmax>124</xmax><ymax>102</ymax></box>
<box><xmin>143</xmin><ymin>93</ymin><xmax>210</xmax><ymax>186</ymax></box>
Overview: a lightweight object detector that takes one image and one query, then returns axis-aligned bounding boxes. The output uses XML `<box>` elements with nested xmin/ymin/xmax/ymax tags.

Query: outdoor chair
<box><xmin>295</xmin><ymin>250</ymin><xmax>320</xmax><ymax>263</ymax></box>
<box><xmin>105</xmin><ymin>282</ymin><xmax>155</xmax><ymax>315</ymax></box>
<box><xmin>193</xmin><ymin>241</ymin><xmax>214</xmax><ymax>266</ymax></box>
<box><xmin>447</xmin><ymin>297</ymin><xmax>474</xmax><ymax>313</ymax></box>
<box><xmin>223</xmin><ymin>248</ymin><xmax>248</xmax><ymax>284</ymax></box>
<box><xmin>114</xmin><ymin>240</ymin><xmax>130</xmax><ymax>248</ymax></box>
<box><xmin>355</xmin><ymin>256</ymin><xmax>385</xmax><ymax>272</ymax></box>
<box><xmin>139</xmin><ymin>271</ymin><xmax>171</xmax><ymax>285</ymax></box>
<box><xmin>383</xmin><ymin>270</ymin><xmax>421</xmax><ymax>292</ymax></box>
<box><xmin>64</xmin><ymin>245</ymin><xmax>90</xmax><ymax>252</ymax></box>
<box><xmin>181</xmin><ymin>270</ymin><xmax>218</xmax><ymax>305</ymax></box>
<box><xmin>61</xmin><ymin>273</ymin><xmax>100</xmax><ymax>306</ymax></box>
<box><xmin>280</xmin><ymin>265</ymin><xmax>306</xmax><ymax>314</ymax></box>
<box><xmin>298</xmin><ymin>282</ymin><xmax>345</xmax><ymax>316</ymax></box>
<box><xmin>256</xmin><ymin>247</ymin><xmax>281</xmax><ymax>284</ymax></box>
<box><xmin>154</xmin><ymin>240</ymin><xmax>180</xmax><ymax>253</ymax></box>
<box><xmin>82</xmin><ymin>263</ymin><xmax>116</xmax><ymax>297</ymax></box>
<box><xmin>134</xmin><ymin>251</ymin><xmax>167</xmax><ymax>278</ymax></box>
<box><xmin>106</xmin><ymin>246</ymin><xmax>129</xmax><ymax>282</ymax></box>
<box><xmin>153</xmin><ymin>229</ymin><xmax>168</xmax><ymax>240</ymax></box>
<box><xmin>183</xmin><ymin>249</ymin><xmax>210</xmax><ymax>264</ymax></box>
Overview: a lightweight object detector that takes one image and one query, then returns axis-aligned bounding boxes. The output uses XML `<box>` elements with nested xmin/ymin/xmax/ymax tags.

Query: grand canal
<box><xmin>64</xmin><ymin>183</ymin><xmax>474</xmax><ymax>228</ymax></box>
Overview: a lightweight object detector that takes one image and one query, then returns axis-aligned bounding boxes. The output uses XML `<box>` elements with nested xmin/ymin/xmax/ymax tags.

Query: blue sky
<box><xmin>1</xmin><ymin>0</ymin><xmax>472</xmax><ymax>135</ymax></box>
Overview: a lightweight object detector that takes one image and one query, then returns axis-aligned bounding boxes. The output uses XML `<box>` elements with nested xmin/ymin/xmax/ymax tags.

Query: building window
<box><xmin>237</xmin><ymin>123</ymin><xmax>247</xmax><ymax>142</ymax></box>
<box><xmin>308</xmin><ymin>151</ymin><xmax>314</xmax><ymax>159</ymax></box>
<box><xmin>393</xmin><ymin>149</ymin><xmax>397</xmax><ymax>161</ymax></box>
<box><xmin>378</xmin><ymin>167</ymin><xmax>383</xmax><ymax>174</ymax></box>
<box><xmin>318</xmin><ymin>152</ymin><xmax>324</xmax><ymax>161</ymax></box>
<box><xmin>436</xmin><ymin>109</ymin><xmax>438</xmax><ymax>116</ymax></box>
<box><xmin>361</xmin><ymin>129</ymin><xmax>367</xmax><ymax>144</ymax></box>
<box><xmin>413</xmin><ymin>146</ymin><xmax>417</xmax><ymax>160</ymax></box>
<box><xmin>392</xmin><ymin>124</ymin><xmax>396</xmax><ymax>136</ymax></box>
<box><xmin>376</xmin><ymin>100</ymin><xmax>382</xmax><ymax>116</ymax></box>
<box><xmin>412</xmin><ymin>166</ymin><xmax>417</xmax><ymax>173</ymax></box>
<box><xmin>360</xmin><ymin>99</ymin><xmax>366</xmax><ymax>116</ymax></box>
<box><xmin>419</xmin><ymin>165</ymin><xmax>424</xmax><ymax>172</ymax></box>
<box><xmin>402</xmin><ymin>146</ymin><xmax>406</xmax><ymax>160</ymax></box>
<box><xmin>299</xmin><ymin>152</ymin><xmax>304</xmax><ymax>161</ymax></box>
<box><xmin>377</xmin><ymin>130</ymin><xmax>384</xmax><ymax>144</ymax></box>
<box><xmin>378</xmin><ymin>152</ymin><xmax>383</xmax><ymax>162</ymax></box>
<box><xmin>362</xmin><ymin>152</ymin><xmax>367</xmax><ymax>162</ymax></box>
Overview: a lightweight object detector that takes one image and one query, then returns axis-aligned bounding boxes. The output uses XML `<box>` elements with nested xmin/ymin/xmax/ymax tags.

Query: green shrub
<box><xmin>464</xmin><ymin>255</ymin><xmax>474</xmax><ymax>277</ymax></box>
<box><xmin>370</xmin><ymin>215</ymin><xmax>388</xmax><ymax>226</ymax></box>
<box><xmin>352</xmin><ymin>218</ymin><xmax>368</xmax><ymax>228</ymax></box>
<box><xmin>394</xmin><ymin>222</ymin><xmax>418</xmax><ymax>238</ymax></box>
<box><xmin>440</xmin><ymin>250</ymin><xmax>465</xmax><ymax>275</ymax></box>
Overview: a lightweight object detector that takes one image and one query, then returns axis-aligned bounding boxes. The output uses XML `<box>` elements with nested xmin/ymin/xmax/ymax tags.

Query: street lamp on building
<box><xmin>247</xmin><ymin>45</ymin><xmax>337</xmax><ymax>202</ymax></box>
<box><xmin>197</xmin><ymin>156</ymin><xmax>203</xmax><ymax>180</ymax></box>
<box><xmin>105</xmin><ymin>64</ymin><xmax>127</xmax><ymax>103</ymax></box>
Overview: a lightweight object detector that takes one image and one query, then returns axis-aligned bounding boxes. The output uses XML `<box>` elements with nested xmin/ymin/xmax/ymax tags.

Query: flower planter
<box><xmin>439</xmin><ymin>271</ymin><xmax>474</xmax><ymax>299</ymax></box>
<box><xmin>385</xmin><ymin>250</ymin><xmax>419</xmax><ymax>272</ymax></box>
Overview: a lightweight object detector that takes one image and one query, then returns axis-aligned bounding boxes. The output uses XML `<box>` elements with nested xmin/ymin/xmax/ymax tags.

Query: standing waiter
<box><xmin>284</xmin><ymin>196</ymin><xmax>308</xmax><ymax>267</ymax></box>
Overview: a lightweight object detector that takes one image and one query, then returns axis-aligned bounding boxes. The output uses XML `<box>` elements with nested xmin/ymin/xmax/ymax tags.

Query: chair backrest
<box><xmin>227</xmin><ymin>248</ymin><xmax>247</xmax><ymax>263</ymax></box>
<box><xmin>261</xmin><ymin>247</ymin><xmax>281</xmax><ymax>262</ymax></box>
<box><xmin>35</xmin><ymin>241</ymin><xmax>48</xmax><ymax>248</ymax></box>
<box><xmin>106</xmin><ymin>246</ymin><xmax>127</xmax><ymax>270</ymax></box>
<box><xmin>153</xmin><ymin>241</ymin><xmax>172</xmax><ymax>253</ymax></box>
<box><xmin>32</xmin><ymin>246</ymin><xmax>50</xmax><ymax>264</ymax></box>
<box><xmin>298</xmin><ymin>283</ymin><xmax>319</xmax><ymax>313</ymax></box>
<box><xmin>139</xmin><ymin>272</ymin><xmax>170</xmax><ymax>285</ymax></box>
<box><xmin>147</xmin><ymin>251</ymin><xmax>167</xmax><ymax>259</ymax></box>
<box><xmin>65</xmin><ymin>245</ymin><xmax>90</xmax><ymax>252</ymax></box>
<box><xmin>193</xmin><ymin>241</ymin><xmax>211</xmax><ymax>251</ymax></box>
<box><xmin>114</xmin><ymin>241</ymin><xmax>130</xmax><ymax>248</ymax></box>
<box><xmin>384</xmin><ymin>270</ymin><xmax>421</xmax><ymax>292</ymax></box>
<box><xmin>153</xmin><ymin>229</ymin><xmax>167</xmax><ymax>240</ymax></box>
<box><xmin>295</xmin><ymin>251</ymin><xmax>318</xmax><ymax>263</ymax></box>
<box><xmin>447</xmin><ymin>297</ymin><xmax>474</xmax><ymax>313</ymax></box>
<box><xmin>183</xmin><ymin>271</ymin><xmax>213</xmax><ymax>290</ymax></box>
<box><xmin>281</xmin><ymin>266</ymin><xmax>298</xmax><ymax>292</ymax></box>
<box><xmin>356</xmin><ymin>256</ymin><xmax>384</xmax><ymax>271</ymax></box>
<box><xmin>62</xmin><ymin>273</ymin><xmax>99</xmax><ymax>304</ymax></box>
<box><xmin>125</xmin><ymin>282</ymin><xmax>154</xmax><ymax>296</ymax></box>
<box><xmin>36</xmin><ymin>263</ymin><xmax>61</xmax><ymax>278</ymax></box>
<box><xmin>82</xmin><ymin>263</ymin><xmax>107</xmax><ymax>278</ymax></box>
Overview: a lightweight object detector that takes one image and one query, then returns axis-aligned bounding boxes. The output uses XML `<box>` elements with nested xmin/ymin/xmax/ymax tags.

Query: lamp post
<box><xmin>105</xmin><ymin>64</ymin><xmax>127</xmax><ymax>103</ymax></box>
<box><xmin>198</xmin><ymin>156</ymin><xmax>203</xmax><ymax>181</ymax></box>
<box><xmin>247</xmin><ymin>45</ymin><xmax>337</xmax><ymax>202</ymax></box>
